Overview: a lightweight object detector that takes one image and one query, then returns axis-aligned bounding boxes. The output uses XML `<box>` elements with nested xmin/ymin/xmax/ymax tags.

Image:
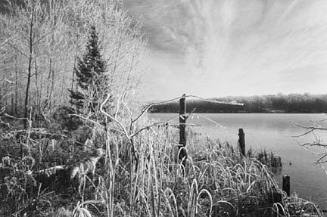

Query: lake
<box><xmin>149</xmin><ymin>113</ymin><xmax>327</xmax><ymax>209</ymax></box>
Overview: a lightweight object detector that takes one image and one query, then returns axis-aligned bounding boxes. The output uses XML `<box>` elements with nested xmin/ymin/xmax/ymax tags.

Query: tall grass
<box><xmin>0</xmin><ymin>116</ymin><xmax>324</xmax><ymax>216</ymax></box>
<box><xmin>67</xmin><ymin>124</ymin><xmax>282</xmax><ymax>217</ymax></box>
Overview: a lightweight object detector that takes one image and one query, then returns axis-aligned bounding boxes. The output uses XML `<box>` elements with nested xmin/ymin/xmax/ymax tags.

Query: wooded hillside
<box><xmin>150</xmin><ymin>94</ymin><xmax>327</xmax><ymax>113</ymax></box>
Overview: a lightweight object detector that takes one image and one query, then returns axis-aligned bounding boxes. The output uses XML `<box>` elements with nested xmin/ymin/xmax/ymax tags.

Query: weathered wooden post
<box><xmin>179</xmin><ymin>95</ymin><xmax>186</xmax><ymax>146</ymax></box>
<box><xmin>179</xmin><ymin>94</ymin><xmax>187</xmax><ymax>166</ymax></box>
<box><xmin>238</xmin><ymin>128</ymin><xmax>245</xmax><ymax>157</ymax></box>
<box><xmin>283</xmin><ymin>175</ymin><xmax>290</xmax><ymax>196</ymax></box>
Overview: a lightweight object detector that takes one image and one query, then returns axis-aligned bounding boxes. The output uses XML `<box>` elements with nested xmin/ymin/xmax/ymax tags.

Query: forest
<box><xmin>0</xmin><ymin>0</ymin><xmax>144</xmax><ymax>120</ymax></box>
<box><xmin>150</xmin><ymin>94</ymin><xmax>327</xmax><ymax>113</ymax></box>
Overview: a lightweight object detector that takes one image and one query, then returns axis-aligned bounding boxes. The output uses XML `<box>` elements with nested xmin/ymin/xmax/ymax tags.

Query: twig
<box><xmin>293</xmin><ymin>129</ymin><xmax>315</xmax><ymax>138</ymax></box>
<box><xmin>316</xmin><ymin>153</ymin><xmax>327</xmax><ymax>164</ymax></box>
<box><xmin>100</xmin><ymin>94</ymin><xmax>130</xmax><ymax>139</ymax></box>
<box><xmin>129</xmin><ymin>122</ymin><xmax>168</xmax><ymax>138</ymax></box>
<box><xmin>132</xmin><ymin>96</ymin><xmax>183</xmax><ymax>124</ymax></box>
<box><xmin>70</xmin><ymin>113</ymin><xmax>124</xmax><ymax>135</ymax></box>
<box><xmin>187</xmin><ymin>95</ymin><xmax>244</xmax><ymax>106</ymax></box>
<box><xmin>2</xmin><ymin>113</ymin><xmax>28</xmax><ymax>120</ymax></box>
<box><xmin>302</xmin><ymin>142</ymin><xmax>327</xmax><ymax>148</ymax></box>
<box><xmin>293</xmin><ymin>123</ymin><xmax>327</xmax><ymax>137</ymax></box>
<box><xmin>132</xmin><ymin>94</ymin><xmax>244</xmax><ymax>125</ymax></box>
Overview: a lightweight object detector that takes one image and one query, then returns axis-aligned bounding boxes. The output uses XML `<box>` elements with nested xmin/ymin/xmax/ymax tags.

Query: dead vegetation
<box><xmin>0</xmin><ymin>110</ymin><xmax>323</xmax><ymax>217</ymax></box>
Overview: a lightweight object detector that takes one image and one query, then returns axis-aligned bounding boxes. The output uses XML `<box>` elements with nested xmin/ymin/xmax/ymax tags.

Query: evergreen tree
<box><xmin>69</xmin><ymin>26</ymin><xmax>108</xmax><ymax>114</ymax></box>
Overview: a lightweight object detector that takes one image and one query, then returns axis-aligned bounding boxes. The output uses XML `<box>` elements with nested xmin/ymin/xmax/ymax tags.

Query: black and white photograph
<box><xmin>1</xmin><ymin>0</ymin><xmax>327</xmax><ymax>216</ymax></box>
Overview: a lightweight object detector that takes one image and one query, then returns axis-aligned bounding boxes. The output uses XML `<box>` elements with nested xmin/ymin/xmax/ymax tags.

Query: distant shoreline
<box><xmin>148</xmin><ymin>93</ymin><xmax>327</xmax><ymax>114</ymax></box>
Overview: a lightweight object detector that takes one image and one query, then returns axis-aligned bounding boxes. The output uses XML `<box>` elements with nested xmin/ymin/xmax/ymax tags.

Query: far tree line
<box><xmin>149</xmin><ymin>94</ymin><xmax>327</xmax><ymax>113</ymax></box>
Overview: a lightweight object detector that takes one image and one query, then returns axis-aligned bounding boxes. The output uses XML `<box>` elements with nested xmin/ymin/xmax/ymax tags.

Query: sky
<box><xmin>124</xmin><ymin>0</ymin><xmax>327</xmax><ymax>100</ymax></box>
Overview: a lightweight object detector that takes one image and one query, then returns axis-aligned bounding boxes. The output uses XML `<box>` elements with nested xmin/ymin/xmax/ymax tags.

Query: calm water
<box><xmin>149</xmin><ymin>113</ymin><xmax>327</xmax><ymax>209</ymax></box>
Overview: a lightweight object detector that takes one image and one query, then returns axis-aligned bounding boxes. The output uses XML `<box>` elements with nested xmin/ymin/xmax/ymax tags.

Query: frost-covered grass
<box><xmin>0</xmin><ymin>120</ymin><xmax>323</xmax><ymax>217</ymax></box>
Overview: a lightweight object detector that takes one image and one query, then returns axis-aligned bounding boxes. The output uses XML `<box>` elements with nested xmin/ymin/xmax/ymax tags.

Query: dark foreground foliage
<box><xmin>0</xmin><ymin>114</ymin><xmax>323</xmax><ymax>217</ymax></box>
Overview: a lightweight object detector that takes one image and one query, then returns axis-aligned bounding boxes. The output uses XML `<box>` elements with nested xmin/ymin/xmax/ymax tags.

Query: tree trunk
<box><xmin>71</xmin><ymin>57</ymin><xmax>75</xmax><ymax>92</ymax></box>
<box><xmin>24</xmin><ymin>11</ymin><xmax>34</xmax><ymax>128</ymax></box>
<box><xmin>15</xmin><ymin>56</ymin><xmax>18</xmax><ymax>115</ymax></box>
<box><xmin>50</xmin><ymin>60</ymin><xmax>55</xmax><ymax>108</ymax></box>
<box><xmin>35</xmin><ymin>59</ymin><xmax>40</xmax><ymax>113</ymax></box>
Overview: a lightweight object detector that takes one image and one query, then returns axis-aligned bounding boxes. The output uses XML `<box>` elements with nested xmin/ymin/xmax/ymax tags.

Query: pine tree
<box><xmin>69</xmin><ymin>26</ymin><xmax>108</xmax><ymax>114</ymax></box>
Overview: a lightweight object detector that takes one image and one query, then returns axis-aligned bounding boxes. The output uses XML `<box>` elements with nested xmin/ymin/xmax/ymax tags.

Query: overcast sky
<box><xmin>124</xmin><ymin>0</ymin><xmax>327</xmax><ymax>100</ymax></box>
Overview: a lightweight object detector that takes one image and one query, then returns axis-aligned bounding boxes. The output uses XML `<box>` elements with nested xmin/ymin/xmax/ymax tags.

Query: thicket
<box><xmin>0</xmin><ymin>0</ymin><xmax>144</xmax><ymax>118</ymax></box>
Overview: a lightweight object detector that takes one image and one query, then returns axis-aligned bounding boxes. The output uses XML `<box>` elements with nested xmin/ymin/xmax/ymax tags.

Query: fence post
<box><xmin>179</xmin><ymin>94</ymin><xmax>187</xmax><ymax>166</ymax></box>
<box><xmin>283</xmin><ymin>175</ymin><xmax>290</xmax><ymax>196</ymax></box>
<box><xmin>238</xmin><ymin>128</ymin><xmax>245</xmax><ymax>157</ymax></box>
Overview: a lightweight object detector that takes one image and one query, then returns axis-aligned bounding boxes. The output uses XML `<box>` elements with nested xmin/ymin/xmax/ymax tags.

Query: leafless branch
<box><xmin>302</xmin><ymin>142</ymin><xmax>327</xmax><ymax>148</ymax></box>
<box><xmin>129</xmin><ymin>121</ymin><xmax>169</xmax><ymax>138</ymax></box>
<box><xmin>316</xmin><ymin>153</ymin><xmax>327</xmax><ymax>164</ymax></box>
<box><xmin>293</xmin><ymin>124</ymin><xmax>327</xmax><ymax>138</ymax></box>
<box><xmin>2</xmin><ymin>113</ymin><xmax>28</xmax><ymax>120</ymax></box>
<box><xmin>293</xmin><ymin>129</ymin><xmax>315</xmax><ymax>138</ymax></box>
<box><xmin>70</xmin><ymin>113</ymin><xmax>124</xmax><ymax>135</ymax></box>
<box><xmin>100</xmin><ymin>94</ymin><xmax>130</xmax><ymax>139</ymax></box>
<box><xmin>296</xmin><ymin>124</ymin><xmax>327</xmax><ymax>131</ymax></box>
<box><xmin>187</xmin><ymin>95</ymin><xmax>244</xmax><ymax>106</ymax></box>
<box><xmin>295</xmin><ymin>122</ymin><xmax>327</xmax><ymax>165</ymax></box>
<box><xmin>131</xmin><ymin>96</ymin><xmax>182</xmax><ymax>124</ymax></box>
<box><xmin>132</xmin><ymin>94</ymin><xmax>244</xmax><ymax>125</ymax></box>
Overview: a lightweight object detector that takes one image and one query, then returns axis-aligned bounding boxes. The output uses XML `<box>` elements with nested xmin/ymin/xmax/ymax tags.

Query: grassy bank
<box><xmin>0</xmin><ymin>117</ymin><xmax>322</xmax><ymax>217</ymax></box>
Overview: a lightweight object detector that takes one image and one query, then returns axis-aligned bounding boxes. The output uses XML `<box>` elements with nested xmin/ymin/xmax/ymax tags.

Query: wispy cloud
<box><xmin>125</xmin><ymin>0</ymin><xmax>327</xmax><ymax>100</ymax></box>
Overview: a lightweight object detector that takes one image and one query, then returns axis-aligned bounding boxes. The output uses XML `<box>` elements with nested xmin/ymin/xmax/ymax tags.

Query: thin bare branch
<box><xmin>100</xmin><ymin>94</ymin><xmax>130</xmax><ymax>139</ymax></box>
<box><xmin>70</xmin><ymin>113</ymin><xmax>124</xmax><ymax>135</ymax></box>
<box><xmin>293</xmin><ymin>129</ymin><xmax>315</xmax><ymax>138</ymax></box>
<box><xmin>129</xmin><ymin>121</ymin><xmax>168</xmax><ymax>138</ymax></box>
<box><xmin>295</xmin><ymin>124</ymin><xmax>327</xmax><ymax>131</ymax></box>
<box><xmin>132</xmin><ymin>96</ymin><xmax>183</xmax><ymax>124</ymax></box>
<box><xmin>293</xmin><ymin>123</ymin><xmax>327</xmax><ymax>137</ymax></box>
<box><xmin>316</xmin><ymin>153</ymin><xmax>327</xmax><ymax>164</ymax></box>
<box><xmin>132</xmin><ymin>94</ymin><xmax>244</xmax><ymax>125</ymax></box>
<box><xmin>302</xmin><ymin>142</ymin><xmax>327</xmax><ymax>148</ymax></box>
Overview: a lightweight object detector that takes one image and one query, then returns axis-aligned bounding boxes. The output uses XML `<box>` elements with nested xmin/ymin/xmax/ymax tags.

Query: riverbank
<box><xmin>0</xmin><ymin>118</ymin><xmax>323</xmax><ymax>216</ymax></box>
<box><xmin>150</xmin><ymin>112</ymin><xmax>327</xmax><ymax>209</ymax></box>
